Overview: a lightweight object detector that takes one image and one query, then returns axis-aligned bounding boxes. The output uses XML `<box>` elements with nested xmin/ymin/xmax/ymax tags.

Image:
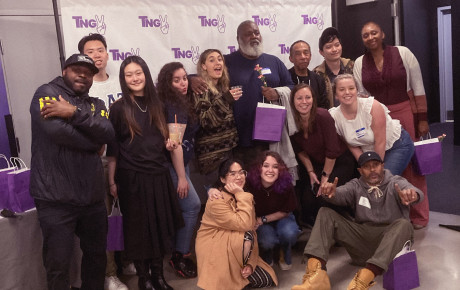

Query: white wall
<box><xmin>0</xmin><ymin>0</ymin><xmax>62</xmax><ymax>165</ymax></box>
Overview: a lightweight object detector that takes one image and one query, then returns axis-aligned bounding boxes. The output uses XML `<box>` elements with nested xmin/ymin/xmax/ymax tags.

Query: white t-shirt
<box><xmin>329</xmin><ymin>97</ymin><xmax>401</xmax><ymax>152</ymax></box>
<box><xmin>89</xmin><ymin>75</ymin><xmax>122</xmax><ymax>110</ymax></box>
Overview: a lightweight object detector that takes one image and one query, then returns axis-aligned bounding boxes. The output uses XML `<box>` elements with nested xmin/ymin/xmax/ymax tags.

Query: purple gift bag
<box><xmin>383</xmin><ymin>241</ymin><xmax>420</xmax><ymax>290</ymax></box>
<box><xmin>107</xmin><ymin>198</ymin><xmax>124</xmax><ymax>251</ymax></box>
<box><xmin>0</xmin><ymin>155</ymin><xmax>15</xmax><ymax>210</ymax></box>
<box><xmin>412</xmin><ymin>137</ymin><xmax>442</xmax><ymax>175</ymax></box>
<box><xmin>6</xmin><ymin>157</ymin><xmax>34</xmax><ymax>213</ymax></box>
<box><xmin>252</xmin><ymin>102</ymin><xmax>286</xmax><ymax>142</ymax></box>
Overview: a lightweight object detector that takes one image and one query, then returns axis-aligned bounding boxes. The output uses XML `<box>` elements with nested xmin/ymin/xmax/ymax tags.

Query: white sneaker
<box><xmin>279</xmin><ymin>260</ymin><xmax>292</xmax><ymax>271</ymax></box>
<box><xmin>122</xmin><ymin>262</ymin><xmax>137</xmax><ymax>275</ymax></box>
<box><xmin>104</xmin><ymin>276</ymin><xmax>128</xmax><ymax>290</ymax></box>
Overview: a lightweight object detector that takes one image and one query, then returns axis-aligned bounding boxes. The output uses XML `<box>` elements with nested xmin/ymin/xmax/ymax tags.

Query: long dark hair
<box><xmin>247</xmin><ymin>151</ymin><xmax>293</xmax><ymax>194</ymax></box>
<box><xmin>213</xmin><ymin>158</ymin><xmax>245</xmax><ymax>190</ymax></box>
<box><xmin>157</xmin><ymin>62</ymin><xmax>196</xmax><ymax>122</ymax></box>
<box><xmin>118</xmin><ymin>55</ymin><xmax>168</xmax><ymax>141</ymax></box>
<box><xmin>290</xmin><ymin>83</ymin><xmax>317</xmax><ymax>134</ymax></box>
<box><xmin>197</xmin><ymin>49</ymin><xmax>230</xmax><ymax>95</ymax></box>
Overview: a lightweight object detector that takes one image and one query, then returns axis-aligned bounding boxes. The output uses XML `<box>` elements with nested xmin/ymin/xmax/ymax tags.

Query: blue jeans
<box><xmin>384</xmin><ymin>128</ymin><xmax>415</xmax><ymax>175</ymax></box>
<box><xmin>168</xmin><ymin>164</ymin><xmax>201</xmax><ymax>255</ymax></box>
<box><xmin>256</xmin><ymin>213</ymin><xmax>300</xmax><ymax>265</ymax></box>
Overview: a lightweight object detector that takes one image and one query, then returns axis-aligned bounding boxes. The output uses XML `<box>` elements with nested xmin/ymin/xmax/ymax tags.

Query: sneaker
<box><xmin>279</xmin><ymin>260</ymin><xmax>292</xmax><ymax>271</ymax></box>
<box><xmin>104</xmin><ymin>276</ymin><xmax>128</xmax><ymax>290</ymax></box>
<box><xmin>122</xmin><ymin>262</ymin><xmax>137</xmax><ymax>275</ymax></box>
<box><xmin>169</xmin><ymin>251</ymin><xmax>197</xmax><ymax>278</ymax></box>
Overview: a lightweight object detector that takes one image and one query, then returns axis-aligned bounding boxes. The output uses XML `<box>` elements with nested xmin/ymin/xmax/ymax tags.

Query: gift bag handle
<box><xmin>110</xmin><ymin>198</ymin><xmax>122</xmax><ymax>217</ymax></box>
<box><xmin>0</xmin><ymin>154</ymin><xmax>13</xmax><ymax>169</ymax></box>
<box><xmin>419</xmin><ymin>132</ymin><xmax>432</xmax><ymax>141</ymax></box>
<box><xmin>10</xmin><ymin>157</ymin><xmax>28</xmax><ymax>170</ymax></box>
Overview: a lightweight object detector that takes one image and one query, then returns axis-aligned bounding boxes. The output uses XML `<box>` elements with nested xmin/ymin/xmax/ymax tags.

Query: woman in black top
<box><xmin>107</xmin><ymin>56</ymin><xmax>183</xmax><ymax>290</ymax></box>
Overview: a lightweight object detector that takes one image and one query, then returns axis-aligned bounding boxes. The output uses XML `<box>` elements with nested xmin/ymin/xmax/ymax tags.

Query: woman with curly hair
<box><xmin>157</xmin><ymin>62</ymin><xmax>200</xmax><ymax>279</ymax></box>
<box><xmin>246</xmin><ymin>151</ymin><xmax>299</xmax><ymax>271</ymax></box>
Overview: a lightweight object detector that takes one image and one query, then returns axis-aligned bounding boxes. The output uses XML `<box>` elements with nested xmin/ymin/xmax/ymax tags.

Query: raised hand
<box><xmin>95</xmin><ymin>15</ymin><xmax>106</xmax><ymax>35</ymax></box>
<box><xmin>269</xmin><ymin>14</ymin><xmax>277</xmax><ymax>32</ymax></box>
<box><xmin>191</xmin><ymin>46</ymin><xmax>200</xmax><ymax>64</ymax></box>
<box><xmin>321</xmin><ymin>177</ymin><xmax>338</xmax><ymax>199</ymax></box>
<box><xmin>217</xmin><ymin>15</ymin><xmax>226</xmax><ymax>33</ymax></box>
<box><xmin>159</xmin><ymin>15</ymin><xmax>169</xmax><ymax>34</ymax></box>
<box><xmin>395</xmin><ymin>184</ymin><xmax>419</xmax><ymax>205</ymax></box>
<box><xmin>224</xmin><ymin>182</ymin><xmax>243</xmax><ymax>195</ymax></box>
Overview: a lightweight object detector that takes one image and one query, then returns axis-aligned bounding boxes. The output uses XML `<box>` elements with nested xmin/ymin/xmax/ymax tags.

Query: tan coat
<box><xmin>195</xmin><ymin>190</ymin><xmax>278</xmax><ymax>290</ymax></box>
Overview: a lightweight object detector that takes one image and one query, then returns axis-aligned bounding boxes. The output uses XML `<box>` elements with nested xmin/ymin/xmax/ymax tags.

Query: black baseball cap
<box><xmin>358</xmin><ymin>151</ymin><xmax>383</xmax><ymax>167</ymax></box>
<box><xmin>319</xmin><ymin>27</ymin><xmax>341</xmax><ymax>50</ymax></box>
<box><xmin>63</xmin><ymin>53</ymin><xmax>99</xmax><ymax>74</ymax></box>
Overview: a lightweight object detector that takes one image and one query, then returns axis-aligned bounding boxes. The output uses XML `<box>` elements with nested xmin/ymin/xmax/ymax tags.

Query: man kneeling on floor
<box><xmin>292</xmin><ymin>151</ymin><xmax>423</xmax><ymax>290</ymax></box>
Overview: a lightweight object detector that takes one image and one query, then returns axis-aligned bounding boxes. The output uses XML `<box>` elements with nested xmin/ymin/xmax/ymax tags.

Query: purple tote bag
<box><xmin>383</xmin><ymin>241</ymin><xmax>420</xmax><ymax>290</ymax></box>
<box><xmin>0</xmin><ymin>155</ymin><xmax>15</xmax><ymax>210</ymax></box>
<box><xmin>107</xmin><ymin>198</ymin><xmax>124</xmax><ymax>251</ymax></box>
<box><xmin>412</xmin><ymin>137</ymin><xmax>442</xmax><ymax>175</ymax></box>
<box><xmin>252</xmin><ymin>102</ymin><xmax>286</xmax><ymax>142</ymax></box>
<box><xmin>7</xmin><ymin>157</ymin><xmax>34</xmax><ymax>213</ymax></box>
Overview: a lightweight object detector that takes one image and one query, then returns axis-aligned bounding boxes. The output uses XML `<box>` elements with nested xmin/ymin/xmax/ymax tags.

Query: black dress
<box><xmin>107</xmin><ymin>97</ymin><xmax>184</xmax><ymax>260</ymax></box>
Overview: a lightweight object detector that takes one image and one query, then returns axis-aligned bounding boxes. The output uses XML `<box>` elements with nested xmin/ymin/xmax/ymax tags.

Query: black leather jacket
<box><xmin>29</xmin><ymin>76</ymin><xmax>114</xmax><ymax>206</ymax></box>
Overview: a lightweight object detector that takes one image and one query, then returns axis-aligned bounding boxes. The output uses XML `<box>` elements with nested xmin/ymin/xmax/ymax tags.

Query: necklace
<box><xmin>133</xmin><ymin>99</ymin><xmax>147</xmax><ymax>113</ymax></box>
<box><xmin>263</xmin><ymin>188</ymin><xmax>271</xmax><ymax>197</ymax></box>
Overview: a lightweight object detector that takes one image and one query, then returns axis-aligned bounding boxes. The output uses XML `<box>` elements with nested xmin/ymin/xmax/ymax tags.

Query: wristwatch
<box><xmin>321</xmin><ymin>171</ymin><xmax>330</xmax><ymax>178</ymax></box>
<box><xmin>261</xmin><ymin>216</ymin><xmax>268</xmax><ymax>224</ymax></box>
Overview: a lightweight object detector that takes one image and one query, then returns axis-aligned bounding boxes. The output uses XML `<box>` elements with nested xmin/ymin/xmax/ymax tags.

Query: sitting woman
<box><xmin>290</xmin><ymin>83</ymin><xmax>358</xmax><ymax>224</ymax></box>
<box><xmin>329</xmin><ymin>74</ymin><xmax>414</xmax><ymax>175</ymax></box>
<box><xmin>246</xmin><ymin>151</ymin><xmax>299</xmax><ymax>271</ymax></box>
<box><xmin>195</xmin><ymin>159</ymin><xmax>277</xmax><ymax>290</ymax></box>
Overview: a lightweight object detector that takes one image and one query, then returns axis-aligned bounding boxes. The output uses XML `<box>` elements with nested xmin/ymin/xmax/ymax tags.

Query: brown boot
<box><xmin>347</xmin><ymin>268</ymin><xmax>376</xmax><ymax>290</ymax></box>
<box><xmin>291</xmin><ymin>258</ymin><xmax>331</xmax><ymax>290</ymax></box>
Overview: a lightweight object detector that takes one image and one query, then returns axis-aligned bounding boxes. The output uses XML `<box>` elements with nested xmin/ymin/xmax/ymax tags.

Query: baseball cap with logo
<box><xmin>358</xmin><ymin>151</ymin><xmax>383</xmax><ymax>167</ymax></box>
<box><xmin>63</xmin><ymin>53</ymin><xmax>99</xmax><ymax>74</ymax></box>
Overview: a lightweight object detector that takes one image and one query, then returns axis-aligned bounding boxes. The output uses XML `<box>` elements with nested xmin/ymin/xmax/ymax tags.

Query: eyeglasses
<box><xmin>227</xmin><ymin>170</ymin><xmax>247</xmax><ymax>178</ymax></box>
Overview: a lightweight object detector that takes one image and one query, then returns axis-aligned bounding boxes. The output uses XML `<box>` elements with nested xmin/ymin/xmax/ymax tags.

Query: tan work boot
<box><xmin>347</xmin><ymin>268</ymin><xmax>376</xmax><ymax>290</ymax></box>
<box><xmin>291</xmin><ymin>258</ymin><xmax>331</xmax><ymax>290</ymax></box>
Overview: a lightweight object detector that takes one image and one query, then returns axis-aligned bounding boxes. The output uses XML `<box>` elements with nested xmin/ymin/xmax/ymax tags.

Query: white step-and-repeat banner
<box><xmin>60</xmin><ymin>0</ymin><xmax>331</xmax><ymax>79</ymax></box>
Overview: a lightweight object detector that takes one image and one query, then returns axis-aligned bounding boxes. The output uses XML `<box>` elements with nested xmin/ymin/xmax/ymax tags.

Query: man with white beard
<box><xmin>191</xmin><ymin>20</ymin><xmax>293</xmax><ymax>167</ymax></box>
<box><xmin>225</xmin><ymin>20</ymin><xmax>293</xmax><ymax>166</ymax></box>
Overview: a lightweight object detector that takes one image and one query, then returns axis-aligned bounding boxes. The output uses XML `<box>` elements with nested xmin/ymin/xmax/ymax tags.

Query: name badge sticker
<box><xmin>261</xmin><ymin>68</ymin><xmax>272</xmax><ymax>75</ymax></box>
<box><xmin>359</xmin><ymin>196</ymin><xmax>371</xmax><ymax>209</ymax></box>
<box><xmin>355</xmin><ymin>127</ymin><xmax>365</xmax><ymax>139</ymax></box>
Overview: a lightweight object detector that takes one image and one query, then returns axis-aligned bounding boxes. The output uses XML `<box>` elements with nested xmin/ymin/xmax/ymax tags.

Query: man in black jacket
<box><xmin>289</xmin><ymin>40</ymin><xmax>330</xmax><ymax>109</ymax></box>
<box><xmin>30</xmin><ymin>53</ymin><xmax>115</xmax><ymax>290</ymax></box>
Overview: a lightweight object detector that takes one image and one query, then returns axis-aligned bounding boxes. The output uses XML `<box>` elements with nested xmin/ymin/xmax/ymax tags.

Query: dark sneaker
<box><xmin>169</xmin><ymin>251</ymin><xmax>197</xmax><ymax>278</ymax></box>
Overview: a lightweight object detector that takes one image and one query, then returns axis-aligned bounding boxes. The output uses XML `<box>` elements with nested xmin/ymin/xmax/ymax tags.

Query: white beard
<box><xmin>238</xmin><ymin>39</ymin><xmax>264</xmax><ymax>58</ymax></box>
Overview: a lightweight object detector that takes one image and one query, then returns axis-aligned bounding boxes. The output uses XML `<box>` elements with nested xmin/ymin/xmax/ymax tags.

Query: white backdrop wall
<box><xmin>60</xmin><ymin>0</ymin><xmax>332</xmax><ymax>80</ymax></box>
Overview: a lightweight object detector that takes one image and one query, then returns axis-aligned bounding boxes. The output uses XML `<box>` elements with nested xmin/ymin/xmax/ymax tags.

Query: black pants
<box><xmin>35</xmin><ymin>199</ymin><xmax>107</xmax><ymax>290</ymax></box>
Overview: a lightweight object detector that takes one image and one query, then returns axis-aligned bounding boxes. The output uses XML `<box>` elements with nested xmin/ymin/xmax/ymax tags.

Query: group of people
<box><xmin>29</xmin><ymin>18</ymin><xmax>428</xmax><ymax>290</ymax></box>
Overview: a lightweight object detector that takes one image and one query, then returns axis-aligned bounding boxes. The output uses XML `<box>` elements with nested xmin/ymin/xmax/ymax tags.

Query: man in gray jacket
<box><xmin>30</xmin><ymin>53</ymin><xmax>114</xmax><ymax>290</ymax></box>
<box><xmin>292</xmin><ymin>151</ymin><xmax>423</xmax><ymax>290</ymax></box>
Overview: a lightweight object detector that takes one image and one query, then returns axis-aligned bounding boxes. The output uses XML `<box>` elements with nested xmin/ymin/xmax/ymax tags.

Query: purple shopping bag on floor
<box><xmin>383</xmin><ymin>241</ymin><xmax>420</xmax><ymax>290</ymax></box>
<box><xmin>412</xmin><ymin>136</ymin><xmax>442</xmax><ymax>175</ymax></box>
<box><xmin>252</xmin><ymin>101</ymin><xmax>286</xmax><ymax>142</ymax></box>
<box><xmin>7</xmin><ymin>157</ymin><xmax>34</xmax><ymax>213</ymax></box>
<box><xmin>0</xmin><ymin>155</ymin><xmax>15</xmax><ymax>210</ymax></box>
<box><xmin>107</xmin><ymin>198</ymin><xmax>124</xmax><ymax>251</ymax></box>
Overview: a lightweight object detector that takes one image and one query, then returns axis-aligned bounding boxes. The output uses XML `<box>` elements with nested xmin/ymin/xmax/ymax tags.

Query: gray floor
<box><xmin>120</xmin><ymin>211</ymin><xmax>460</xmax><ymax>290</ymax></box>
